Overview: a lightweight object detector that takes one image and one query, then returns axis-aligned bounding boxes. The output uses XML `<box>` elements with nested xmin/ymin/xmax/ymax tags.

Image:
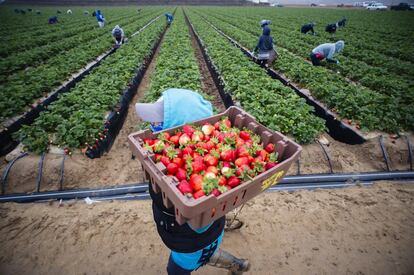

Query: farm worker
<box><xmin>301</xmin><ymin>22</ymin><xmax>316</xmax><ymax>35</ymax></box>
<box><xmin>325</xmin><ymin>22</ymin><xmax>338</xmax><ymax>34</ymax></box>
<box><xmin>253</xmin><ymin>25</ymin><xmax>277</xmax><ymax>67</ymax></box>
<box><xmin>165</xmin><ymin>13</ymin><xmax>173</xmax><ymax>26</ymax></box>
<box><xmin>310</xmin><ymin>40</ymin><xmax>345</xmax><ymax>66</ymax></box>
<box><xmin>67</xmin><ymin>9</ymin><xmax>72</xmax><ymax>14</ymax></box>
<box><xmin>135</xmin><ymin>88</ymin><xmax>250</xmax><ymax>275</ymax></box>
<box><xmin>36</xmin><ymin>10</ymin><xmax>41</xmax><ymax>15</ymax></box>
<box><xmin>48</xmin><ymin>16</ymin><xmax>58</xmax><ymax>24</ymax></box>
<box><xmin>57</xmin><ymin>10</ymin><xmax>62</xmax><ymax>14</ymax></box>
<box><xmin>96</xmin><ymin>10</ymin><xmax>105</xmax><ymax>28</ymax></box>
<box><xmin>260</xmin><ymin>19</ymin><xmax>271</xmax><ymax>29</ymax></box>
<box><xmin>337</xmin><ymin>18</ymin><xmax>347</xmax><ymax>27</ymax></box>
<box><xmin>112</xmin><ymin>25</ymin><xmax>125</xmax><ymax>46</ymax></box>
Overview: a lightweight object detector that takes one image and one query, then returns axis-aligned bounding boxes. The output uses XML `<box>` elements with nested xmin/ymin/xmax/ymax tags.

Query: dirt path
<box><xmin>0</xmin><ymin>181</ymin><xmax>413</xmax><ymax>275</ymax></box>
<box><xmin>187</xmin><ymin>15</ymin><xmax>226</xmax><ymax>112</ymax></box>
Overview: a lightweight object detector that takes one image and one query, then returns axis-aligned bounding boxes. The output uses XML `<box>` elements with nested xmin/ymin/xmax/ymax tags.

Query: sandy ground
<box><xmin>0</xmin><ymin>181</ymin><xmax>413</xmax><ymax>275</ymax></box>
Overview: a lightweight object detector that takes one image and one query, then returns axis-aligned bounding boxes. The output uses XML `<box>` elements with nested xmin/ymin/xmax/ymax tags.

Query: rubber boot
<box><xmin>208</xmin><ymin>249</ymin><xmax>250</xmax><ymax>275</ymax></box>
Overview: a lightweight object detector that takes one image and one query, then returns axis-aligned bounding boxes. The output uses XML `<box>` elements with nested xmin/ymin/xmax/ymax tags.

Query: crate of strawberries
<box><xmin>128</xmin><ymin>106</ymin><xmax>302</xmax><ymax>229</ymax></box>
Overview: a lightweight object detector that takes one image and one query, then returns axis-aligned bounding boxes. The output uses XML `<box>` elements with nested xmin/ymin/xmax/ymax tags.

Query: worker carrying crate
<box><xmin>130</xmin><ymin>89</ymin><xmax>301</xmax><ymax>274</ymax></box>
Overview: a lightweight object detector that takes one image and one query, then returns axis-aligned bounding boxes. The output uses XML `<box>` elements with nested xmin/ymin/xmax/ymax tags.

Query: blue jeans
<box><xmin>167</xmin><ymin>230</ymin><xmax>224</xmax><ymax>274</ymax></box>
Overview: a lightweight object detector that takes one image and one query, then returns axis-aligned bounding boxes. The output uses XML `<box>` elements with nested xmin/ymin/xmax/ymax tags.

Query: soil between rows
<box><xmin>0</xmin><ymin>18</ymin><xmax>413</xmax><ymax>195</ymax></box>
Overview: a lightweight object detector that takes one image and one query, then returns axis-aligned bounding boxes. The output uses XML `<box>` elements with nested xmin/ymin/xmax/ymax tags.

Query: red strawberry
<box><xmin>201</xmin><ymin>124</ymin><xmax>215</xmax><ymax>136</ymax></box>
<box><xmin>222</xmin><ymin>162</ymin><xmax>232</xmax><ymax>168</ymax></box>
<box><xmin>153</xmin><ymin>140</ymin><xmax>165</xmax><ymax>153</ymax></box>
<box><xmin>265</xmin><ymin>143</ymin><xmax>275</xmax><ymax>153</ymax></box>
<box><xmin>220</xmin><ymin>146</ymin><xmax>236</xmax><ymax>162</ymax></box>
<box><xmin>221</xmin><ymin>118</ymin><xmax>232</xmax><ymax>128</ymax></box>
<box><xmin>218</xmin><ymin>176</ymin><xmax>227</xmax><ymax>186</ymax></box>
<box><xmin>235</xmin><ymin>157</ymin><xmax>249</xmax><ymax>167</ymax></box>
<box><xmin>193</xmin><ymin>189</ymin><xmax>205</xmax><ymax>199</ymax></box>
<box><xmin>144</xmin><ymin>139</ymin><xmax>155</xmax><ymax>146</ymax></box>
<box><xmin>214</xmin><ymin>121</ymin><xmax>220</xmax><ymax>130</ymax></box>
<box><xmin>160</xmin><ymin>156</ymin><xmax>171</xmax><ymax>167</ymax></box>
<box><xmin>204</xmin><ymin>154</ymin><xmax>218</xmax><ymax>166</ymax></box>
<box><xmin>227</xmin><ymin>176</ymin><xmax>241</xmax><ymax>188</ymax></box>
<box><xmin>235</xmin><ymin>138</ymin><xmax>245</xmax><ymax>148</ymax></box>
<box><xmin>256</xmin><ymin>149</ymin><xmax>269</xmax><ymax>161</ymax></box>
<box><xmin>182</xmin><ymin>146</ymin><xmax>193</xmax><ymax>157</ymax></box>
<box><xmin>190</xmin><ymin>174</ymin><xmax>203</xmax><ymax>191</ymax></box>
<box><xmin>205</xmin><ymin>141</ymin><xmax>215</xmax><ymax>151</ymax></box>
<box><xmin>179</xmin><ymin>133</ymin><xmax>191</xmax><ymax>146</ymax></box>
<box><xmin>169</xmin><ymin>135</ymin><xmax>180</xmax><ymax>146</ymax></box>
<box><xmin>167</xmin><ymin>163</ymin><xmax>179</xmax><ymax>175</ymax></box>
<box><xmin>265</xmin><ymin>162</ymin><xmax>278</xmax><ymax>170</ymax></box>
<box><xmin>236</xmin><ymin>146</ymin><xmax>250</xmax><ymax>158</ymax></box>
<box><xmin>183</xmin><ymin>125</ymin><xmax>195</xmax><ymax>136</ymax></box>
<box><xmin>206</xmin><ymin>166</ymin><xmax>219</xmax><ymax>175</ymax></box>
<box><xmin>172</xmin><ymin>157</ymin><xmax>183</xmax><ymax>168</ymax></box>
<box><xmin>154</xmin><ymin>154</ymin><xmax>162</xmax><ymax>162</ymax></box>
<box><xmin>192</xmin><ymin>161</ymin><xmax>206</xmax><ymax>174</ymax></box>
<box><xmin>176</xmin><ymin>168</ymin><xmax>187</xmax><ymax>181</ymax></box>
<box><xmin>175</xmin><ymin>148</ymin><xmax>183</xmax><ymax>158</ymax></box>
<box><xmin>177</xmin><ymin>180</ymin><xmax>192</xmax><ymax>194</ymax></box>
<box><xmin>211</xmin><ymin>189</ymin><xmax>221</xmax><ymax>197</ymax></box>
<box><xmin>191</xmin><ymin>131</ymin><xmax>204</xmax><ymax>142</ymax></box>
<box><xmin>239</xmin><ymin>131</ymin><xmax>250</xmax><ymax>141</ymax></box>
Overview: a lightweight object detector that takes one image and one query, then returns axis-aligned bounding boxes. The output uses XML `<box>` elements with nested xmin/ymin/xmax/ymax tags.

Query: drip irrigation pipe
<box><xmin>379</xmin><ymin>135</ymin><xmax>391</xmax><ymax>171</ymax></box>
<box><xmin>1</xmin><ymin>171</ymin><xmax>413</xmax><ymax>203</ymax></box>
<box><xmin>1</xmin><ymin>152</ymin><xmax>28</xmax><ymax>194</ymax></box>
<box><xmin>195</xmin><ymin>13</ymin><xmax>365</xmax><ymax>145</ymax></box>
<box><xmin>0</xmin><ymin>183</ymin><xmax>149</xmax><ymax>203</ymax></box>
<box><xmin>317</xmin><ymin>140</ymin><xmax>334</xmax><ymax>173</ymax></box>
<box><xmin>36</xmin><ymin>153</ymin><xmax>45</xmax><ymax>192</ymax></box>
<box><xmin>59</xmin><ymin>154</ymin><xmax>66</xmax><ymax>191</ymax></box>
<box><xmin>402</xmin><ymin>135</ymin><xmax>413</xmax><ymax>170</ymax></box>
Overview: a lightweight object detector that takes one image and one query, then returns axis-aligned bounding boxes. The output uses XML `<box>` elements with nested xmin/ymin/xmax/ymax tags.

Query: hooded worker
<box><xmin>301</xmin><ymin>22</ymin><xmax>316</xmax><ymax>35</ymax></box>
<box><xmin>48</xmin><ymin>16</ymin><xmax>58</xmax><ymax>24</ymax></box>
<box><xmin>135</xmin><ymin>88</ymin><xmax>250</xmax><ymax>275</ymax></box>
<box><xmin>310</xmin><ymin>40</ymin><xmax>345</xmax><ymax>66</ymax></box>
<box><xmin>112</xmin><ymin>25</ymin><xmax>125</xmax><ymax>46</ymax></box>
<box><xmin>96</xmin><ymin>10</ymin><xmax>105</xmax><ymax>28</ymax></box>
<box><xmin>260</xmin><ymin>19</ymin><xmax>271</xmax><ymax>29</ymax></box>
<box><xmin>165</xmin><ymin>13</ymin><xmax>173</xmax><ymax>26</ymax></box>
<box><xmin>253</xmin><ymin>26</ymin><xmax>277</xmax><ymax>67</ymax></box>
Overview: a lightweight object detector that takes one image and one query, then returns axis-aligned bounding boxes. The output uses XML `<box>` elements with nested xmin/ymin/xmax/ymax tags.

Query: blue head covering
<box><xmin>161</xmin><ymin>88</ymin><xmax>212</xmax><ymax>130</ymax></box>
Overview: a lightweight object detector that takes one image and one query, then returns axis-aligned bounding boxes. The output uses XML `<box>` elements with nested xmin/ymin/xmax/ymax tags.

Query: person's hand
<box><xmin>336</xmin><ymin>60</ymin><xmax>340</xmax><ymax>64</ymax></box>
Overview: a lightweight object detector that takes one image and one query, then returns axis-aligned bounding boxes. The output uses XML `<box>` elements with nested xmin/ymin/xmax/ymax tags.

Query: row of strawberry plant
<box><xmin>15</xmin><ymin>16</ymin><xmax>167</xmax><ymax>154</ymax></box>
<box><xmin>0</xmin><ymin>11</ymin><xmax>166</xmax><ymax>125</ymax></box>
<box><xmin>190</xmin><ymin>10</ymin><xmax>402</xmax><ymax>133</ymax></box>
<box><xmin>0</xmin><ymin>9</ymin><xmax>103</xmax><ymax>56</ymax></box>
<box><xmin>143</xmin><ymin>9</ymin><xmax>205</xmax><ymax>103</ymax></box>
<box><xmin>220</xmin><ymin>7</ymin><xmax>414</xmax><ymax>63</ymax></box>
<box><xmin>0</xmin><ymin>9</ymin><xmax>158</xmax><ymax>76</ymax></box>
<box><xmin>204</xmin><ymin>9</ymin><xmax>414</xmax><ymax>83</ymax></box>
<box><xmin>186</xmin><ymin>10</ymin><xmax>325</xmax><ymax>144</ymax></box>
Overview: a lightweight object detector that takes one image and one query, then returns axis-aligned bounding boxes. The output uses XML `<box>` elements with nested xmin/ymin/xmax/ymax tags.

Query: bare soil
<box><xmin>1</xmin><ymin>181</ymin><xmax>413</xmax><ymax>275</ymax></box>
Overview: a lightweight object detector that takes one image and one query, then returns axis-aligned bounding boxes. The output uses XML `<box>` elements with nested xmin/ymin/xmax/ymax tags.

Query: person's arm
<box><xmin>253</xmin><ymin>37</ymin><xmax>262</xmax><ymax>53</ymax></box>
<box><xmin>310</xmin><ymin>26</ymin><xmax>315</xmax><ymax>34</ymax></box>
<box><xmin>326</xmin><ymin>45</ymin><xmax>338</xmax><ymax>63</ymax></box>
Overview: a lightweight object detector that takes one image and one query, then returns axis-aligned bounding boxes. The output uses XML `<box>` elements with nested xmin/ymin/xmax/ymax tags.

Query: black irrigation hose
<box><xmin>59</xmin><ymin>154</ymin><xmax>66</xmax><ymax>191</ymax></box>
<box><xmin>402</xmin><ymin>135</ymin><xmax>413</xmax><ymax>170</ymax></box>
<box><xmin>36</xmin><ymin>153</ymin><xmax>45</xmax><ymax>192</ymax></box>
<box><xmin>379</xmin><ymin>135</ymin><xmax>391</xmax><ymax>171</ymax></box>
<box><xmin>1</xmin><ymin>152</ymin><xmax>28</xmax><ymax>194</ymax></box>
<box><xmin>317</xmin><ymin>140</ymin><xmax>334</xmax><ymax>173</ymax></box>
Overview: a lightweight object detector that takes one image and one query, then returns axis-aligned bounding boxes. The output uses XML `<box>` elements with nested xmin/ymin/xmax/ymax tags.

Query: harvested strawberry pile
<box><xmin>143</xmin><ymin>118</ymin><xmax>278</xmax><ymax>199</ymax></box>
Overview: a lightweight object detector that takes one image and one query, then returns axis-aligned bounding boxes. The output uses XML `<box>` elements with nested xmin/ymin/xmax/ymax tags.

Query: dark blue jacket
<box><xmin>254</xmin><ymin>26</ymin><xmax>274</xmax><ymax>53</ymax></box>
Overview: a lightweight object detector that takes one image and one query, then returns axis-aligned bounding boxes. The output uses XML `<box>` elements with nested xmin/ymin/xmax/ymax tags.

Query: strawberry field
<box><xmin>0</xmin><ymin>5</ymin><xmax>413</xmax><ymax>194</ymax></box>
